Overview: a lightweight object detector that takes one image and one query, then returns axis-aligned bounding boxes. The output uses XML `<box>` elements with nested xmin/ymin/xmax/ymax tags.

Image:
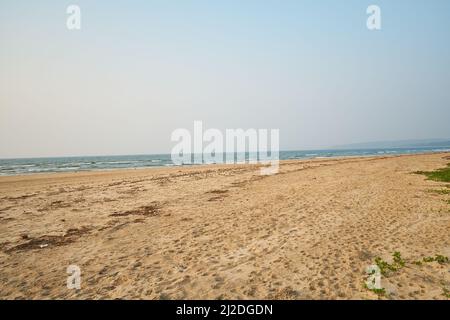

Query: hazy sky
<box><xmin>1</xmin><ymin>0</ymin><xmax>450</xmax><ymax>158</ymax></box>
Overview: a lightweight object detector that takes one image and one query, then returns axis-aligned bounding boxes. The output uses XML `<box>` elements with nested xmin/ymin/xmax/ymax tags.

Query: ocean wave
<box><xmin>93</xmin><ymin>161</ymin><xmax>143</xmax><ymax>165</ymax></box>
<box><xmin>8</xmin><ymin>164</ymin><xmax>36</xmax><ymax>168</ymax></box>
<box><xmin>2</xmin><ymin>147</ymin><xmax>449</xmax><ymax>175</ymax></box>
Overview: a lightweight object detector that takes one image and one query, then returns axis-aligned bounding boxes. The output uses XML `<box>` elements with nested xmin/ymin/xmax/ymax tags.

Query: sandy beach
<box><xmin>0</xmin><ymin>152</ymin><xmax>449</xmax><ymax>300</ymax></box>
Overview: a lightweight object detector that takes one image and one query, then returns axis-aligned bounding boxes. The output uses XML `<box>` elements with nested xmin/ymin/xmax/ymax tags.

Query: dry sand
<box><xmin>0</xmin><ymin>153</ymin><xmax>449</xmax><ymax>300</ymax></box>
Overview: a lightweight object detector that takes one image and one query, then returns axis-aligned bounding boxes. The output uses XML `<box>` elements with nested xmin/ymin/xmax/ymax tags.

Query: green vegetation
<box><xmin>428</xmin><ymin>189</ymin><xmax>450</xmax><ymax>195</ymax></box>
<box><xmin>393</xmin><ymin>251</ymin><xmax>406</xmax><ymax>267</ymax></box>
<box><xmin>374</xmin><ymin>252</ymin><xmax>406</xmax><ymax>276</ymax></box>
<box><xmin>422</xmin><ymin>254</ymin><xmax>449</xmax><ymax>264</ymax></box>
<box><xmin>415</xmin><ymin>163</ymin><xmax>450</xmax><ymax>182</ymax></box>
<box><xmin>443</xmin><ymin>287</ymin><xmax>450</xmax><ymax>299</ymax></box>
<box><xmin>370</xmin><ymin>287</ymin><xmax>387</xmax><ymax>296</ymax></box>
<box><xmin>364</xmin><ymin>283</ymin><xmax>386</xmax><ymax>297</ymax></box>
<box><xmin>374</xmin><ymin>252</ymin><xmax>448</xmax><ymax>272</ymax></box>
<box><xmin>374</xmin><ymin>257</ymin><xmax>393</xmax><ymax>276</ymax></box>
<box><xmin>366</xmin><ymin>252</ymin><xmax>449</xmax><ymax>298</ymax></box>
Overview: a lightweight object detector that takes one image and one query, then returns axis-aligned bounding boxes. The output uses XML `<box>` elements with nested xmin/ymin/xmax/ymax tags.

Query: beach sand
<box><xmin>0</xmin><ymin>153</ymin><xmax>449</xmax><ymax>300</ymax></box>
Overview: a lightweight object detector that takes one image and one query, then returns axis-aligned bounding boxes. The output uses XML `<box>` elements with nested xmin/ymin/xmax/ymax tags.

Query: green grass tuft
<box><xmin>443</xmin><ymin>287</ymin><xmax>450</xmax><ymax>299</ymax></box>
<box><xmin>393</xmin><ymin>251</ymin><xmax>406</xmax><ymax>267</ymax></box>
<box><xmin>363</xmin><ymin>283</ymin><xmax>387</xmax><ymax>297</ymax></box>
<box><xmin>428</xmin><ymin>189</ymin><xmax>450</xmax><ymax>195</ymax></box>
<box><xmin>374</xmin><ymin>252</ymin><xmax>406</xmax><ymax>276</ymax></box>
<box><xmin>415</xmin><ymin>163</ymin><xmax>450</xmax><ymax>182</ymax></box>
<box><xmin>423</xmin><ymin>254</ymin><xmax>449</xmax><ymax>264</ymax></box>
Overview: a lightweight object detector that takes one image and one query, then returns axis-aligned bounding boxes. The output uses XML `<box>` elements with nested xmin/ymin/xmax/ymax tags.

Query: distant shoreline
<box><xmin>1</xmin><ymin>150</ymin><xmax>449</xmax><ymax>180</ymax></box>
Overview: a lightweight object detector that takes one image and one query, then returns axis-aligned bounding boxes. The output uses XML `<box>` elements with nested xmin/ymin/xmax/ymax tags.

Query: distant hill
<box><xmin>333</xmin><ymin>139</ymin><xmax>450</xmax><ymax>150</ymax></box>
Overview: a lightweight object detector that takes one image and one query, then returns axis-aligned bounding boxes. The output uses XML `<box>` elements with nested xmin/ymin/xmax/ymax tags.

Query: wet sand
<box><xmin>0</xmin><ymin>153</ymin><xmax>449</xmax><ymax>299</ymax></box>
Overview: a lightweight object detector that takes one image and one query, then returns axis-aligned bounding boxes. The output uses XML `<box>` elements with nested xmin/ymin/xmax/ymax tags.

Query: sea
<box><xmin>1</xmin><ymin>146</ymin><xmax>449</xmax><ymax>176</ymax></box>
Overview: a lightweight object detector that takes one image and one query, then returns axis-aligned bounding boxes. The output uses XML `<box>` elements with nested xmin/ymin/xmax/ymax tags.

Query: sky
<box><xmin>1</xmin><ymin>0</ymin><xmax>450</xmax><ymax>158</ymax></box>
